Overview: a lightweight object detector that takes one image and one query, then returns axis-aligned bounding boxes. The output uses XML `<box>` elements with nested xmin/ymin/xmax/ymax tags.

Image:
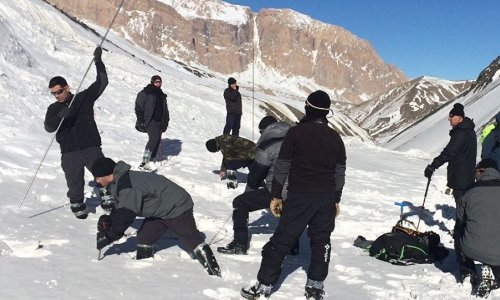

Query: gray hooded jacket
<box><xmin>245</xmin><ymin>122</ymin><xmax>290</xmax><ymax>197</ymax></box>
<box><xmin>109</xmin><ymin>161</ymin><xmax>193</xmax><ymax>220</ymax></box>
<box><xmin>458</xmin><ymin>168</ymin><xmax>500</xmax><ymax>265</ymax></box>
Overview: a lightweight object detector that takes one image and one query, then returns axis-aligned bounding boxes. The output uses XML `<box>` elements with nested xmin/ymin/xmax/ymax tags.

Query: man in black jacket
<box><xmin>223</xmin><ymin>77</ymin><xmax>242</xmax><ymax>136</ymax></box>
<box><xmin>44</xmin><ymin>47</ymin><xmax>108</xmax><ymax>219</ymax></box>
<box><xmin>135</xmin><ymin>75</ymin><xmax>169</xmax><ymax>170</ymax></box>
<box><xmin>241</xmin><ymin>90</ymin><xmax>346</xmax><ymax>300</ymax></box>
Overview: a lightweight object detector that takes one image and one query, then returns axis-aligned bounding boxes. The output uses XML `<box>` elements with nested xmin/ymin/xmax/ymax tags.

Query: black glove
<box><xmin>58</xmin><ymin>106</ymin><xmax>70</xmax><ymax>118</ymax></box>
<box><xmin>236</xmin><ymin>85</ymin><xmax>239</xmax><ymax>91</ymax></box>
<box><xmin>161</xmin><ymin>122</ymin><xmax>168</xmax><ymax>132</ymax></box>
<box><xmin>97</xmin><ymin>231</ymin><xmax>112</xmax><ymax>250</ymax></box>
<box><xmin>424</xmin><ymin>165</ymin><xmax>435</xmax><ymax>178</ymax></box>
<box><xmin>97</xmin><ymin>215</ymin><xmax>112</xmax><ymax>232</ymax></box>
<box><xmin>94</xmin><ymin>46</ymin><xmax>102</xmax><ymax>61</ymax></box>
<box><xmin>135</xmin><ymin>122</ymin><xmax>146</xmax><ymax>132</ymax></box>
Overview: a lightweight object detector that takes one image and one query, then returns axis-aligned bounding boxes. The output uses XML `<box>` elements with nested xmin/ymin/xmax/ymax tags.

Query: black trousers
<box><xmin>257</xmin><ymin>192</ymin><xmax>336</xmax><ymax>285</ymax></box>
<box><xmin>61</xmin><ymin>146</ymin><xmax>104</xmax><ymax>204</ymax></box>
<box><xmin>145</xmin><ymin>120</ymin><xmax>162</xmax><ymax>161</ymax></box>
<box><xmin>223</xmin><ymin>113</ymin><xmax>241</xmax><ymax>136</ymax></box>
<box><xmin>233</xmin><ymin>189</ymin><xmax>273</xmax><ymax>245</ymax></box>
<box><xmin>136</xmin><ymin>208</ymin><xmax>204</xmax><ymax>252</ymax></box>
<box><xmin>453</xmin><ymin>189</ymin><xmax>465</xmax><ymax>261</ymax></box>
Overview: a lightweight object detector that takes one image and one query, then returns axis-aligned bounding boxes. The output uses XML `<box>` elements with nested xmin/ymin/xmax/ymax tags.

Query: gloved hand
<box><xmin>135</xmin><ymin>121</ymin><xmax>146</xmax><ymax>132</ymax></box>
<box><xmin>424</xmin><ymin>165</ymin><xmax>435</xmax><ymax>178</ymax></box>
<box><xmin>97</xmin><ymin>214</ymin><xmax>112</xmax><ymax>232</ymax></box>
<box><xmin>94</xmin><ymin>46</ymin><xmax>102</xmax><ymax>61</ymax></box>
<box><xmin>270</xmin><ymin>198</ymin><xmax>283</xmax><ymax>217</ymax></box>
<box><xmin>161</xmin><ymin>122</ymin><xmax>168</xmax><ymax>132</ymax></box>
<box><xmin>335</xmin><ymin>203</ymin><xmax>340</xmax><ymax>218</ymax></box>
<box><xmin>236</xmin><ymin>85</ymin><xmax>239</xmax><ymax>91</ymax></box>
<box><xmin>58</xmin><ymin>106</ymin><xmax>70</xmax><ymax>118</ymax></box>
<box><xmin>97</xmin><ymin>231</ymin><xmax>112</xmax><ymax>250</ymax></box>
<box><xmin>219</xmin><ymin>170</ymin><xmax>226</xmax><ymax>180</ymax></box>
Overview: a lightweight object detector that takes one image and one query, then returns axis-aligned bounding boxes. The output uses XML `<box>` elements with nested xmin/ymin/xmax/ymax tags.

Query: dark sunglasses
<box><xmin>50</xmin><ymin>88</ymin><xmax>64</xmax><ymax>96</ymax></box>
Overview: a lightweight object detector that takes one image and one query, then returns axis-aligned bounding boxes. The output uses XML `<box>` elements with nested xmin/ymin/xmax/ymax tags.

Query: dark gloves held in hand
<box><xmin>94</xmin><ymin>46</ymin><xmax>102</xmax><ymax>61</ymax></box>
<box><xmin>135</xmin><ymin>121</ymin><xmax>146</xmax><ymax>132</ymax></box>
<box><xmin>97</xmin><ymin>215</ymin><xmax>112</xmax><ymax>232</ymax></box>
<box><xmin>424</xmin><ymin>165</ymin><xmax>435</xmax><ymax>178</ymax></box>
<box><xmin>97</xmin><ymin>231</ymin><xmax>112</xmax><ymax>250</ymax></box>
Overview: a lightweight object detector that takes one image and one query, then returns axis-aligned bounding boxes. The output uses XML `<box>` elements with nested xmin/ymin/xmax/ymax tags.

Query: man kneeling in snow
<box><xmin>91</xmin><ymin>157</ymin><xmax>220</xmax><ymax>277</ymax></box>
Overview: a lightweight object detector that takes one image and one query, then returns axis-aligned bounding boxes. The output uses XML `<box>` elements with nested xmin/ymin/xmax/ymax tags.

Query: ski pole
<box><xmin>207</xmin><ymin>214</ymin><xmax>232</xmax><ymax>245</ymax></box>
<box><xmin>416</xmin><ymin>177</ymin><xmax>431</xmax><ymax>231</ymax></box>
<box><xmin>28</xmin><ymin>203</ymin><xmax>71</xmax><ymax>218</ymax></box>
<box><xmin>18</xmin><ymin>0</ymin><xmax>127</xmax><ymax>208</ymax></box>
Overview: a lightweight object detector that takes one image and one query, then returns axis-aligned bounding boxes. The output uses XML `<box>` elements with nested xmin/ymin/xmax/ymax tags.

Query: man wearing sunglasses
<box><xmin>44</xmin><ymin>46</ymin><xmax>108</xmax><ymax>220</ymax></box>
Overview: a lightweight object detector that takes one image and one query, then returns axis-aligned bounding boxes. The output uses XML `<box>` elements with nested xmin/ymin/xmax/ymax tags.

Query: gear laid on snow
<box><xmin>226</xmin><ymin>169</ymin><xmax>238</xmax><ymax>189</ymax></box>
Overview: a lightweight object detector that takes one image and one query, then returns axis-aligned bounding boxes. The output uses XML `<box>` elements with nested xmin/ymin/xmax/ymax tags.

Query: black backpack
<box><xmin>368</xmin><ymin>220</ymin><xmax>448</xmax><ymax>265</ymax></box>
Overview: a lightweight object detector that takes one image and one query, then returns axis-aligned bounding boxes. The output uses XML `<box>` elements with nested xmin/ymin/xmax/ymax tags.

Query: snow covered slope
<box><xmin>0</xmin><ymin>0</ymin><xmax>497</xmax><ymax>299</ymax></box>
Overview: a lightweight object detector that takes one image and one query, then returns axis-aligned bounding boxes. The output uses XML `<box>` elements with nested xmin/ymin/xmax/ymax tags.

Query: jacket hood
<box><xmin>477</xmin><ymin>168</ymin><xmax>500</xmax><ymax>182</ymax></box>
<box><xmin>143</xmin><ymin>84</ymin><xmax>166</xmax><ymax>97</ymax></box>
<box><xmin>457</xmin><ymin>117</ymin><xmax>475</xmax><ymax>130</ymax></box>
<box><xmin>113</xmin><ymin>160</ymin><xmax>131</xmax><ymax>180</ymax></box>
<box><xmin>256</xmin><ymin>122</ymin><xmax>290</xmax><ymax>146</ymax></box>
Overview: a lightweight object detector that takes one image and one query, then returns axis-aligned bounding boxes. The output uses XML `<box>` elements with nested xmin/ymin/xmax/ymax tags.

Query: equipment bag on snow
<box><xmin>368</xmin><ymin>219</ymin><xmax>448</xmax><ymax>265</ymax></box>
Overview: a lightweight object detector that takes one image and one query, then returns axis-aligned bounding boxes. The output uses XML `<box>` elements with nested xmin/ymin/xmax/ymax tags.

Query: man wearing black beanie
<box><xmin>223</xmin><ymin>77</ymin><xmax>242</xmax><ymax>136</ymax></box>
<box><xmin>242</xmin><ymin>90</ymin><xmax>346</xmax><ymax>299</ymax></box>
<box><xmin>91</xmin><ymin>157</ymin><xmax>221</xmax><ymax>277</ymax></box>
<box><xmin>424</xmin><ymin>102</ymin><xmax>477</xmax><ymax>282</ymax></box>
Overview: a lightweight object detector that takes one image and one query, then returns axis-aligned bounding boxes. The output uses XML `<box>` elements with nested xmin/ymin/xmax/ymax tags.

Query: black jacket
<box><xmin>271</xmin><ymin>118</ymin><xmax>347</xmax><ymax>202</ymax></box>
<box><xmin>223</xmin><ymin>87</ymin><xmax>242</xmax><ymax>115</ymax></box>
<box><xmin>44</xmin><ymin>60</ymin><xmax>108</xmax><ymax>154</ymax></box>
<box><xmin>431</xmin><ymin>117</ymin><xmax>477</xmax><ymax>190</ymax></box>
<box><xmin>135</xmin><ymin>84</ymin><xmax>169</xmax><ymax>131</ymax></box>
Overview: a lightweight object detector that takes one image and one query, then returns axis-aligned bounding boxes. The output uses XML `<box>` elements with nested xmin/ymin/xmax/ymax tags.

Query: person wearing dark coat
<box><xmin>135</xmin><ymin>75</ymin><xmax>170</xmax><ymax>169</ymax></box>
<box><xmin>241</xmin><ymin>90</ymin><xmax>346</xmax><ymax>300</ymax></box>
<box><xmin>481</xmin><ymin>112</ymin><xmax>500</xmax><ymax>170</ymax></box>
<box><xmin>217</xmin><ymin>117</ymin><xmax>295</xmax><ymax>255</ymax></box>
<box><xmin>44</xmin><ymin>47</ymin><xmax>107</xmax><ymax>220</ymax></box>
<box><xmin>91</xmin><ymin>157</ymin><xmax>221</xmax><ymax>277</ymax></box>
<box><xmin>223</xmin><ymin>77</ymin><xmax>242</xmax><ymax>136</ymax></box>
<box><xmin>456</xmin><ymin>158</ymin><xmax>500</xmax><ymax>296</ymax></box>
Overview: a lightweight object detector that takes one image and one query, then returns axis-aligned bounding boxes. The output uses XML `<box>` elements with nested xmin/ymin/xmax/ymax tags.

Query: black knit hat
<box><xmin>258</xmin><ymin>116</ymin><xmax>277</xmax><ymax>130</ymax></box>
<box><xmin>91</xmin><ymin>157</ymin><xmax>116</xmax><ymax>177</ymax></box>
<box><xmin>477</xmin><ymin>158</ymin><xmax>498</xmax><ymax>170</ymax></box>
<box><xmin>449</xmin><ymin>103</ymin><xmax>464</xmax><ymax>118</ymax></box>
<box><xmin>307</xmin><ymin>90</ymin><xmax>331</xmax><ymax>110</ymax></box>
<box><xmin>227</xmin><ymin>77</ymin><xmax>236</xmax><ymax>85</ymax></box>
<box><xmin>206</xmin><ymin>139</ymin><xmax>218</xmax><ymax>152</ymax></box>
<box><xmin>151</xmin><ymin>75</ymin><xmax>162</xmax><ymax>83</ymax></box>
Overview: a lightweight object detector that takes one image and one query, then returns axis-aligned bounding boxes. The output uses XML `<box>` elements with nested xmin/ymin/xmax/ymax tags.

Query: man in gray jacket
<box><xmin>217</xmin><ymin>116</ymin><xmax>293</xmax><ymax>255</ymax></box>
<box><xmin>91</xmin><ymin>157</ymin><xmax>220</xmax><ymax>277</ymax></box>
<box><xmin>457</xmin><ymin>158</ymin><xmax>500</xmax><ymax>297</ymax></box>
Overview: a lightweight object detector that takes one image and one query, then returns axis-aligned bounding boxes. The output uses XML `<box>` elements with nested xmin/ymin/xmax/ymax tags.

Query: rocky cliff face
<box><xmin>44</xmin><ymin>0</ymin><xmax>407</xmax><ymax>104</ymax></box>
<box><xmin>351</xmin><ymin>77</ymin><xmax>471</xmax><ymax>143</ymax></box>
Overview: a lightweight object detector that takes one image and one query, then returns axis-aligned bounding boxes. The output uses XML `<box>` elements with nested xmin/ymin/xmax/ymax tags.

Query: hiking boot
<box><xmin>475</xmin><ymin>265</ymin><xmax>494</xmax><ymax>298</ymax></box>
<box><xmin>70</xmin><ymin>202</ymin><xmax>88</xmax><ymax>219</ymax></box>
<box><xmin>226</xmin><ymin>170</ymin><xmax>238</xmax><ymax>189</ymax></box>
<box><xmin>305</xmin><ymin>279</ymin><xmax>325</xmax><ymax>300</ymax></box>
<box><xmin>194</xmin><ymin>243</ymin><xmax>221</xmax><ymax>277</ymax></box>
<box><xmin>136</xmin><ymin>244</ymin><xmax>154</xmax><ymax>260</ymax></box>
<box><xmin>138</xmin><ymin>162</ymin><xmax>152</xmax><ymax>170</ymax></box>
<box><xmin>241</xmin><ymin>282</ymin><xmax>272</xmax><ymax>299</ymax></box>
<box><xmin>305</xmin><ymin>286</ymin><xmax>325</xmax><ymax>299</ymax></box>
<box><xmin>217</xmin><ymin>240</ymin><xmax>248</xmax><ymax>255</ymax></box>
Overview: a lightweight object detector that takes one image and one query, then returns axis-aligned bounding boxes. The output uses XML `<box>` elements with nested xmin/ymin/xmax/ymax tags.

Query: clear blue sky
<box><xmin>228</xmin><ymin>0</ymin><xmax>500</xmax><ymax>81</ymax></box>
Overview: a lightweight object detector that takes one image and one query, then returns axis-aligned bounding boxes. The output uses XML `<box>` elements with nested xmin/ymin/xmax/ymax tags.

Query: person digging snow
<box><xmin>91</xmin><ymin>157</ymin><xmax>221</xmax><ymax>277</ymax></box>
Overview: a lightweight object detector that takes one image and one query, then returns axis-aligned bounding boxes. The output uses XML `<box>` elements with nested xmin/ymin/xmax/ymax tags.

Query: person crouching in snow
<box><xmin>91</xmin><ymin>157</ymin><xmax>221</xmax><ymax>277</ymax></box>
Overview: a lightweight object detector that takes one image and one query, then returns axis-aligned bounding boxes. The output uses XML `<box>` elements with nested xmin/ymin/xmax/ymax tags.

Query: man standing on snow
<box><xmin>44</xmin><ymin>46</ymin><xmax>108</xmax><ymax>220</ymax></box>
<box><xmin>217</xmin><ymin>116</ymin><xmax>296</xmax><ymax>255</ymax></box>
<box><xmin>481</xmin><ymin>112</ymin><xmax>500</xmax><ymax>170</ymax></box>
<box><xmin>241</xmin><ymin>90</ymin><xmax>346</xmax><ymax>300</ymax></box>
<box><xmin>223</xmin><ymin>77</ymin><xmax>242</xmax><ymax>136</ymax></box>
<box><xmin>424</xmin><ymin>103</ymin><xmax>477</xmax><ymax>205</ymax></box>
<box><xmin>456</xmin><ymin>158</ymin><xmax>500</xmax><ymax>297</ymax></box>
<box><xmin>92</xmin><ymin>157</ymin><xmax>221</xmax><ymax>277</ymax></box>
<box><xmin>135</xmin><ymin>75</ymin><xmax>169</xmax><ymax>170</ymax></box>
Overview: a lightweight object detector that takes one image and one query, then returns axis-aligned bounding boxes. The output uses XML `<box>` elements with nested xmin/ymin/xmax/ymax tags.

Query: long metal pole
<box><xmin>19</xmin><ymin>0</ymin><xmax>127</xmax><ymax>208</ymax></box>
